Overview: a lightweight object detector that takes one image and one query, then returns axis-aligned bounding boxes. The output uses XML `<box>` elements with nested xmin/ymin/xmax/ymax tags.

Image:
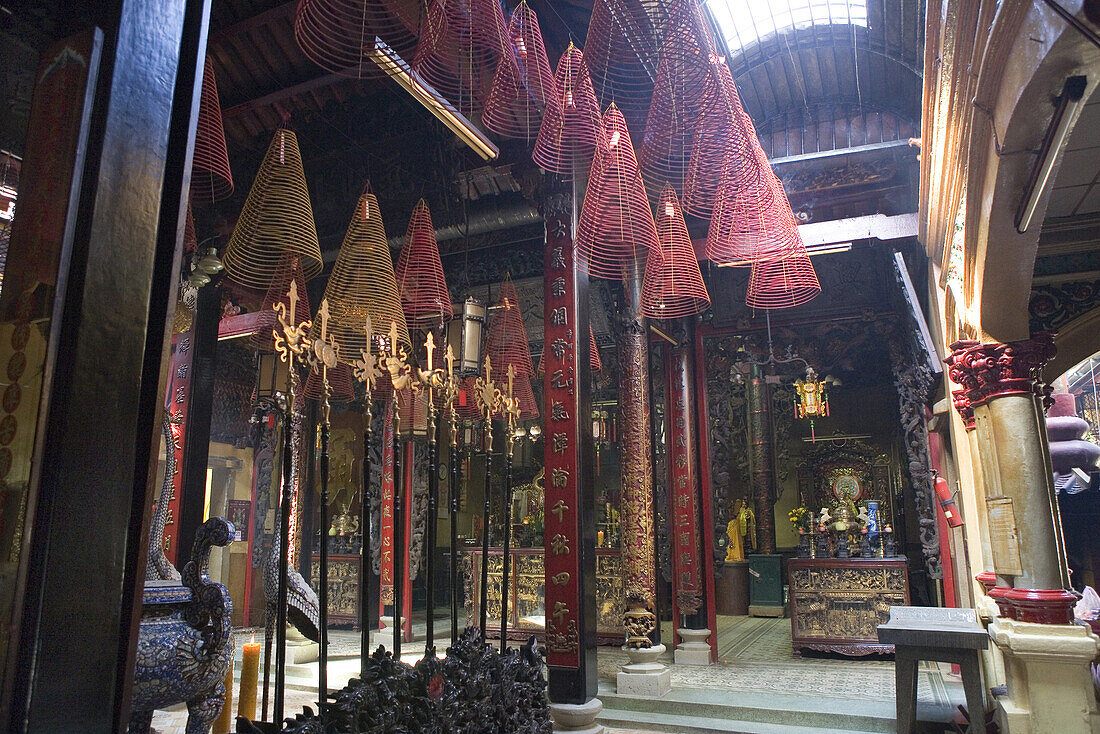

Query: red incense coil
<box><xmin>513</xmin><ymin>373</ymin><xmax>540</xmax><ymax>420</ymax></box>
<box><xmin>641</xmin><ymin>187</ymin><xmax>710</xmax><ymax>318</ymax></box>
<box><xmin>412</xmin><ymin>0</ymin><xmax>505</xmax><ymax>115</ymax></box>
<box><xmin>223</xmin><ymin>129</ymin><xmax>323</xmax><ymax>288</ymax></box>
<box><xmin>683</xmin><ymin>57</ymin><xmax>747</xmax><ymax>217</ymax></box>
<box><xmin>302</xmin><ymin>362</ymin><xmax>356</xmax><ymax>402</ymax></box>
<box><xmin>483</xmin><ymin>1</ymin><xmax>558</xmax><ymax>140</ymax></box>
<box><xmin>575</xmin><ymin>104</ymin><xmax>660</xmax><ymax>280</ymax></box>
<box><xmin>746</xmin><ymin>248</ymin><xmax>821</xmax><ymax>309</ymax></box>
<box><xmin>183</xmin><ymin>201</ymin><xmax>198</xmax><ymax>254</ymax></box>
<box><xmin>638</xmin><ymin>1</ymin><xmax>715</xmax><ymax>197</ymax></box>
<box><xmin>191</xmin><ymin>56</ymin><xmax>233</xmax><ymax>203</ymax></box>
<box><xmin>455</xmin><ymin>376</ymin><xmax>482</xmax><ymax>420</ymax></box>
<box><xmin>532</xmin><ymin>44</ymin><xmax>602</xmax><ymax>177</ymax></box>
<box><xmin>321</xmin><ymin>189</ymin><xmax>410</xmax><ymax>360</ymax></box>
<box><xmin>484</xmin><ymin>275</ymin><xmax>535</xmax><ymax>378</ymax></box>
<box><xmin>395</xmin><ymin>199</ymin><xmax>453</xmax><ymax>328</ymax></box>
<box><xmin>250</xmin><ymin>255</ymin><xmax>311</xmax><ymax>353</ymax></box>
<box><xmin>705</xmin><ymin>125</ymin><xmax>801</xmax><ymax>266</ymax></box>
<box><xmin>295</xmin><ymin>0</ymin><xmax>421</xmax><ymax>79</ymax></box>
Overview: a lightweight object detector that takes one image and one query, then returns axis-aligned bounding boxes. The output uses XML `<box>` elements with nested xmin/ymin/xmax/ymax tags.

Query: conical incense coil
<box><xmin>183</xmin><ymin>201</ymin><xmax>198</xmax><ymax>254</ymax></box>
<box><xmin>250</xmin><ymin>255</ymin><xmax>311</xmax><ymax>353</ymax></box>
<box><xmin>501</xmin><ymin>373</ymin><xmax>539</xmax><ymax>420</ymax></box>
<box><xmin>746</xmin><ymin>248</ymin><xmax>821</xmax><ymax>309</ymax></box>
<box><xmin>705</xmin><ymin>130</ymin><xmax>801</xmax><ymax>266</ymax></box>
<box><xmin>532</xmin><ymin>44</ymin><xmax>602</xmax><ymax>177</ymax></box>
<box><xmin>455</xmin><ymin>376</ymin><xmax>482</xmax><ymax>420</ymax></box>
<box><xmin>638</xmin><ymin>0</ymin><xmax>715</xmax><ymax>197</ymax></box>
<box><xmin>413</xmin><ymin>0</ymin><xmax>505</xmax><ymax>116</ymax></box>
<box><xmin>191</xmin><ymin>56</ymin><xmax>233</xmax><ymax>203</ymax></box>
<box><xmin>223</xmin><ymin>129</ymin><xmax>323</xmax><ymax>288</ymax></box>
<box><xmin>395</xmin><ymin>199</ymin><xmax>452</xmax><ymax>327</ymax></box>
<box><xmin>683</xmin><ymin>57</ymin><xmax>747</xmax><ymax>217</ymax></box>
<box><xmin>483</xmin><ymin>1</ymin><xmax>558</xmax><ymax>140</ymax></box>
<box><xmin>301</xmin><ymin>362</ymin><xmax>356</xmax><ymax>402</ymax></box>
<box><xmin>575</xmin><ymin>105</ymin><xmax>660</xmax><ymax>280</ymax></box>
<box><xmin>295</xmin><ymin>0</ymin><xmax>420</xmax><ymax>79</ymax></box>
<box><xmin>484</xmin><ymin>275</ymin><xmax>534</xmax><ymax>378</ymax></box>
<box><xmin>641</xmin><ymin>187</ymin><xmax>710</xmax><ymax>318</ymax></box>
<box><xmin>321</xmin><ymin>189</ymin><xmax>410</xmax><ymax>358</ymax></box>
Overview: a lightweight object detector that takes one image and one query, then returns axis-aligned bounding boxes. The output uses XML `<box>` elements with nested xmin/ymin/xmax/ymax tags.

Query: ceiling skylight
<box><xmin>706</xmin><ymin>0</ymin><xmax>868</xmax><ymax>55</ymax></box>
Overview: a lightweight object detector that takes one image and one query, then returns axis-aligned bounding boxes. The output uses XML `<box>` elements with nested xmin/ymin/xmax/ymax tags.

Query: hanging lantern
<box><xmin>745</xmin><ymin>247</ymin><xmax>821</xmax><ymax>309</ymax></box>
<box><xmin>793</xmin><ymin>367</ymin><xmax>829</xmax><ymax>442</ymax></box>
<box><xmin>395</xmin><ymin>199</ymin><xmax>453</xmax><ymax>327</ymax></box>
<box><xmin>445</xmin><ymin>297</ymin><xmax>488</xmax><ymax>377</ymax></box>
<box><xmin>583</xmin><ymin>0</ymin><xmax>663</xmax><ymax>130</ymax></box>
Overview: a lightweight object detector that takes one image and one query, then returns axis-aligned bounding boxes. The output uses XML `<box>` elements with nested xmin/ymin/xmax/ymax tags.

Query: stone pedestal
<box><xmin>716</xmin><ymin>561</ymin><xmax>749</xmax><ymax>616</ymax></box>
<box><xmin>974</xmin><ymin>578</ymin><xmax>1008</xmax><ymax>689</ymax></box>
<box><xmin>616</xmin><ymin>643</ymin><xmax>671</xmax><ymax>697</ymax></box>
<box><xmin>285</xmin><ymin>622</ymin><xmax>319</xmax><ymax>664</ymax></box>
<box><xmin>549</xmin><ymin>698</ymin><xmax>604</xmax><ymax>734</ymax></box>
<box><xmin>989</xmin><ymin>617</ymin><xmax>1100</xmax><ymax>734</ymax></box>
<box><xmin>674</xmin><ymin>627</ymin><xmax>712</xmax><ymax>666</ymax></box>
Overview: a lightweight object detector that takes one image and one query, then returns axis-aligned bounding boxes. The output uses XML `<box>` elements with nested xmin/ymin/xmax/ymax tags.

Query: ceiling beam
<box><xmin>222</xmin><ymin>72</ymin><xmax>353</xmax><ymax>119</ymax></box>
<box><xmin>210</xmin><ymin>1</ymin><xmax>296</xmax><ymax>46</ymax></box>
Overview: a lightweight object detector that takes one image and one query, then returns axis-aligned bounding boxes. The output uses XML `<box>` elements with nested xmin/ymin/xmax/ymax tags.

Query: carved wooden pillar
<box><xmin>617</xmin><ymin>262</ymin><xmax>657</xmax><ymax>647</ymax></box>
<box><xmin>747</xmin><ymin>364</ymin><xmax>777</xmax><ymax>554</ymax></box>
<box><xmin>541</xmin><ymin>183</ymin><xmax>597</xmax><ymax>703</ymax></box>
<box><xmin>665</xmin><ymin>320</ymin><xmax>703</xmax><ymax>622</ymax></box>
<box><xmin>946</xmin><ymin>334</ymin><xmax>1077</xmax><ymax>623</ymax></box>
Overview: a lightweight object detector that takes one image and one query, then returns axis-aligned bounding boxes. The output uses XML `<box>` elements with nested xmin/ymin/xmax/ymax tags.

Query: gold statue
<box><xmin>725</xmin><ymin>499</ymin><xmax>755</xmax><ymax>562</ymax></box>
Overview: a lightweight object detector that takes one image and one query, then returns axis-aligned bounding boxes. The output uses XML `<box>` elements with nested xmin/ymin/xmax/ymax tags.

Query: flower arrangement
<box><xmin>788</xmin><ymin>506</ymin><xmax>811</xmax><ymax>533</ymax></box>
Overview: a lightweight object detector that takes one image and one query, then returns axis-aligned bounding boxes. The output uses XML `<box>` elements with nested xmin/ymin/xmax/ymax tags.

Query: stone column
<box><xmin>947</xmin><ymin>335</ymin><xmax>1098</xmax><ymax>734</ymax></box>
<box><xmin>747</xmin><ymin>365</ymin><xmax>777</xmax><ymax>554</ymax></box>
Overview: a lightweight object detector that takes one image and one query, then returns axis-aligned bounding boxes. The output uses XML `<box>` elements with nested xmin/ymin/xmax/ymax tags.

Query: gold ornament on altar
<box><xmin>793</xmin><ymin>366</ymin><xmax>830</xmax><ymax>442</ymax></box>
<box><xmin>329</xmin><ymin>504</ymin><xmax>360</xmax><ymax>537</ymax></box>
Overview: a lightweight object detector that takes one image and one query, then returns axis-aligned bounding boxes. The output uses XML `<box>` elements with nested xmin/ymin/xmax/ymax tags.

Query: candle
<box><xmin>238</xmin><ymin>635</ymin><xmax>261</xmax><ymax>721</ymax></box>
<box><xmin>212</xmin><ymin>657</ymin><xmax>234</xmax><ymax>733</ymax></box>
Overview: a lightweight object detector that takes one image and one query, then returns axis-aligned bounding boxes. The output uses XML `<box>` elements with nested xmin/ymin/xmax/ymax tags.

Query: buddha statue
<box><xmin>725</xmin><ymin>499</ymin><xmax>755</xmax><ymax>562</ymax></box>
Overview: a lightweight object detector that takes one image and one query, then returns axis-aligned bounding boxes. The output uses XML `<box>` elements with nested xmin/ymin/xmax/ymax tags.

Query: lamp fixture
<box><xmin>720</xmin><ymin>241</ymin><xmax>851</xmax><ymax>267</ymax></box>
<box><xmin>445</xmin><ymin>297</ymin><xmax>488</xmax><ymax>377</ymax></box>
<box><xmin>1016</xmin><ymin>75</ymin><xmax>1087</xmax><ymax>233</ymax></box>
<box><xmin>369</xmin><ymin>38</ymin><xmax>500</xmax><ymax>161</ymax></box>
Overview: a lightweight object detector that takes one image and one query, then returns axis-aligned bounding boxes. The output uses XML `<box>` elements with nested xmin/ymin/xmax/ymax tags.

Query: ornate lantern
<box><xmin>445</xmin><ymin>297</ymin><xmax>487</xmax><ymax>377</ymax></box>
<box><xmin>793</xmin><ymin>367</ymin><xmax>830</xmax><ymax>441</ymax></box>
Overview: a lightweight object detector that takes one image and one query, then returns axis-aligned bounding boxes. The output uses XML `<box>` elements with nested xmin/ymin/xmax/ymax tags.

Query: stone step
<box><xmin>597</xmin><ymin>708</ymin><xmax>886</xmax><ymax>734</ymax></box>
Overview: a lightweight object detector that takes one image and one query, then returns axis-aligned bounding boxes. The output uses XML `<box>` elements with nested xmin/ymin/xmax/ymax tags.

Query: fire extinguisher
<box><xmin>934</xmin><ymin>473</ymin><xmax>964</xmax><ymax>528</ymax></box>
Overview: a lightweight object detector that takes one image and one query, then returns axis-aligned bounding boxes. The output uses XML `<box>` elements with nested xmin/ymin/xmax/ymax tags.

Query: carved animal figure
<box><xmin>130</xmin><ymin>516</ymin><xmax>235</xmax><ymax>734</ymax></box>
<box><xmin>147</xmin><ymin>413</ymin><xmax>182</xmax><ymax>582</ymax></box>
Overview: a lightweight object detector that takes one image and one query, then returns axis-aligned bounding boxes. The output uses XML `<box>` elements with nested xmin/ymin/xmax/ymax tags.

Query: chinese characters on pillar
<box><xmin>543</xmin><ymin>217</ymin><xmax>582</xmax><ymax>667</ymax></box>
<box><xmin>667</xmin><ymin>351</ymin><xmax>702</xmax><ymax>615</ymax></box>
<box><xmin>380</xmin><ymin>400</ymin><xmax>395</xmax><ymax>605</ymax></box>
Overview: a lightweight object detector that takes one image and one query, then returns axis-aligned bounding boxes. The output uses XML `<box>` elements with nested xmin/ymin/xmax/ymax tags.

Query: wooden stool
<box><xmin>878</xmin><ymin>606</ymin><xmax>989</xmax><ymax>734</ymax></box>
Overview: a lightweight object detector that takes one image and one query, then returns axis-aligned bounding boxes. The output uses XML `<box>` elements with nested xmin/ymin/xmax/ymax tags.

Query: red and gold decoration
<box><xmin>641</xmin><ymin>187</ymin><xmax>710</xmax><ymax>319</ymax></box>
<box><xmin>575</xmin><ymin>104</ymin><xmax>660</xmax><ymax>280</ymax></box>
<box><xmin>532</xmin><ymin>44</ymin><xmax>602</xmax><ymax>177</ymax></box>
<box><xmin>483</xmin><ymin>1</ymin><xmax>558</xmax><ymax>140</ymax></box>
<box><xmin>250</xmin><ymin>257</ymin><xmax>310</xmax><ymax>353</ymax></box>
<box><xmin>395</xmin><ymin>199</ymin><xmax>452</xmax><ymax>328</ymax></box>
<box><xmin>793</xmin><ymin>367</ymin><xmax>830</xmax><ymax>443</ymax></box>
<box><xmin>666</xmin><ymin>341</ymin><xmax>702</xmax><ymax>616</ymax></box>
<box><xmin>589</xmin><ymin>325</ymin><xmax>603</xmax><ymax>374</ymax></box>
<box><xmin>223</xmin><ymin>129</ymin><xmax>323</xmax><ymax>289</ymax></box>
<box><xmin>295</xmin><ymin>0</ymin><xmax>421</xmax><ymax>79</ymax></box>
<box><xmin>190</xmin><ymin>55</ymin><xmax>233</xmax><ymax>203</ymax></box>
<box><xmin>379</xmin><ymin>399</ymin><xmax>396</xmax><ymax>608</ymax></box>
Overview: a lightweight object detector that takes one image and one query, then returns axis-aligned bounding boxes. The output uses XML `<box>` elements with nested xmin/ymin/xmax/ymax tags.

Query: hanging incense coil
<box><xmin>395</xmin><ymin>199</ymin><xmax>452</xmax><ymax>327</ymax></box>
<box><xmin>510</xmin><ymin>373</ymin><xmax>539</xmax><ymax>420</ymax></box>
<box><xmin>302</xmin><ymin>362</ymin><xmax>356</xmax><ymax>402</ymax></box>
<box><xmin>485</xmin><ymin>275</ymin><xmax>534</xmax><ymax>378</ymax></box>
<box><xmin>295</xmin><ymin>0</ymin><xmax>421</xmax><ymax>79</ymax></box>
<box><xmin>191</xmin><ymin>56</ymin><xmax>233</xmax><ymax>203</ymax></box>
<box><xmin>455</xmin><ymin>376</ymin><xmax>482</xmax><ymax>420</ymax></box>
<box><xmin>706</xmin><ymin>124</ymin><xmax>801</xmax><ymax>266</ymax></box>
<box><xmin>583</xmin><ymin>0</ymin><xmax>670</xmax><ymax>130</ymax></box>
<box><xmin>413</xmin><ymin>0</ymin><xmax>506</xmax><ymax>116</ymax></box>
<box><xmin>575</xmin><ymin>105</ymin><xmax>660</xmax><ymax>280</ymax></box>
<box><xmin>483</xmin><ymin>1</ymin><xmax>558</xmax><ymax>140</ymax></box>
<box><xmin>322</xmin><ymin>189</ymin><xmax>410</xmax><ymax>358</ymax></box>
<box><xmin>183</xmin><ymin>201</ymin><xmax>198</xmax><ymax>254</ymax></box>
<box><xmin>250</xmin><ymin>256</ymin><xmax>311</xmax><ymax>353</ymax></box>
<box><xmin>746</xmin><ymin>248</ymin><xmax>821</xmax><ymax>309</ymax></box>
<box><xmin>223</xmin><ymin>129</ymin><xmax>323</xmax><ymax>288</ymax></box>
<box><xmin>683</xmin><ymin>57</ymin><xmax>746</xmax><ymax>217</ymax></box>
<box><xmin>641</xmin><ymin>187</ymin><xmax>710</xmax><ymax>318</ymax></box>
<box><xmin>638</xmin><ymin>1</ymin><xmax>715</xmax><ymax>197</ymax></box>
<box><xmin>533</xmin><ymin>44</ymin><xmax>603</xmax><ymax>177</ymax></box>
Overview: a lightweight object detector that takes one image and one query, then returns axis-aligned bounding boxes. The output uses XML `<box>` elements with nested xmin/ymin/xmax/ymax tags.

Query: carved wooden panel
<box><xmin>310</xmin><ymin>554</ymin><xmax>361</xmax><ymax>628</ymax></box>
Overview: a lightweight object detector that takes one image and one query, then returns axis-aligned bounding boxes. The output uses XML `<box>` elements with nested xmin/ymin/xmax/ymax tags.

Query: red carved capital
<box><xmin>952</xmin><ymin>390</ymin><xmax>975</xmax><ymax>431</ymax></box>
<box><xmin>1003</xmin><ymin>587</ymin><xmax>1080</xmax><ymax>625</ymax></box>
<box><xmin>975</xmin><ymin>571</ymin><xmax>997</xmax><ymax>594</ymax></box>
<box><xmin>987</xmin><ymin>585</ymin><xmax>1015</xmax><ymax>618</ymax></box>
<box><xmin>946</xmin><ymin>334</ymin><xmax>1056</xmax><ymax>409</ymax></box>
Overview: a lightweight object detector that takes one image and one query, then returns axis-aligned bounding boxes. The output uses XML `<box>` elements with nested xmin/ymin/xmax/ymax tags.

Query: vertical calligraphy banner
<box><xmin>162</xmin><ymin>331</ymin><xmax>194</xmax><ymax>566</ymax></box>
<box><xmin>541</xmin><ymin>186</ymin><xmax>596</xmax><ymax>701</ymax></box>
<box><xmin>379</xmin><ymin>400</ymin><xmax>395</xmax><ymax>611</ymax></box>
<box><xmin>667</xmin><ymin>341</ymin><xmax>702</xmax><ymax>616</ymax></box>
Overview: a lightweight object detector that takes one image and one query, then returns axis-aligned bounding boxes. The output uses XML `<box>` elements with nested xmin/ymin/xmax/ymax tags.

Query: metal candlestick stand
<box><xmin>499</xmin><ymin>366</ymin><xmax>520</xmax><ymax>653</ymax></box>
<box><xmin>271</xmin><ymin>282</ymin><xmax>312</xmax><ymax>725</ymax></box>
<box><xmin>473</xmin><ymin>357</ymin><xmax>501</xmax><ymax>638</ymax></box>
<box><xmin>351</xmin><ymin>317</ymin><xmax>383</xmax><ymax>677</ymax></box>
<box><xmin>448</xmin><ymin>399</ymin><xmax>461</xmax><ymax>644</ymax></box>
<box><xmin>382</xmin><ymin>323</ymin><xmax>412</xmax><ymax>659</ymax></box>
